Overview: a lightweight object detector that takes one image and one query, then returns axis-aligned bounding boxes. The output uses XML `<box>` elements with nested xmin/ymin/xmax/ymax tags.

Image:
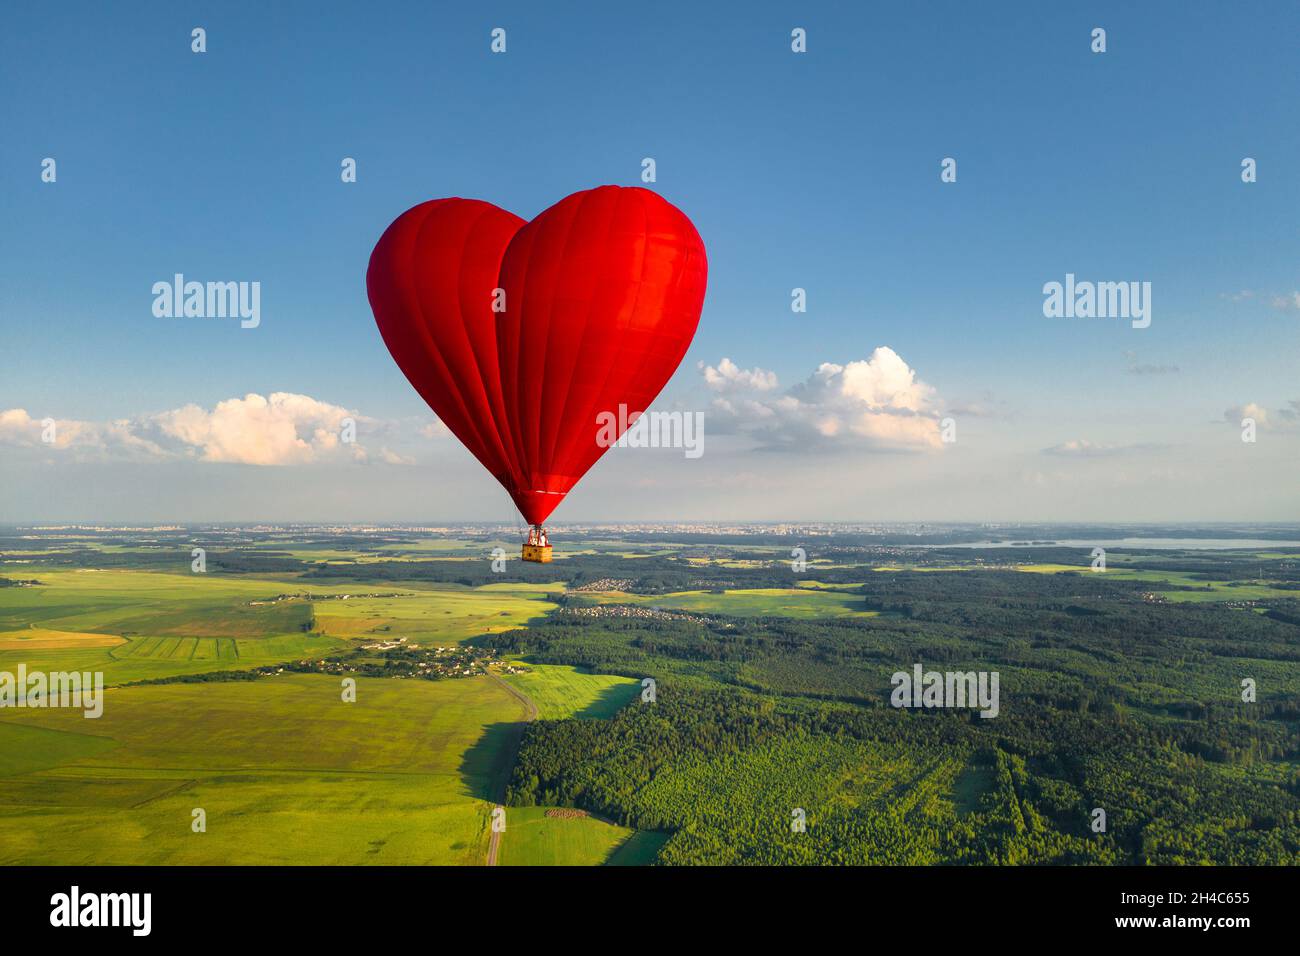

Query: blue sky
<box><xmin>2</xmin><ymin>1</ymin><xmax>1297</xmax><ymax>523</ymax></box>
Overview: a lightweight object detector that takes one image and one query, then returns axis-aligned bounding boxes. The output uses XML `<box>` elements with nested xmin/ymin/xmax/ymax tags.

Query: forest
<box><xmin>477</xmin><ymin>554</ymin><xmax>1300</xmax><ymax>865</ymax></box>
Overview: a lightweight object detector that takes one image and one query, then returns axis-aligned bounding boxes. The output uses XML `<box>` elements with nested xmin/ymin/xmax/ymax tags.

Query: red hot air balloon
<box><xmin>367</xmin><ymin>186</ymin><xmax>708</xmax><ymax>562</ymax></box>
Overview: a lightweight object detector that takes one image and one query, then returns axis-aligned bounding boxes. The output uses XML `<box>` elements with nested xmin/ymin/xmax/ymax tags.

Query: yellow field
<box><xmin>0</xmin><ymin>627</ymin><xmax>125</xmax><ymax>649</ymax></box>
<box><xmin>313</xmin><ymin>585</ymin><xmax>558</xmax><ymax>645</ymax></box>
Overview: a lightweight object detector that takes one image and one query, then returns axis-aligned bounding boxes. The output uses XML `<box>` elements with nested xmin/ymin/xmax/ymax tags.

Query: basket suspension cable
<box><xmin>502</xmin><ymin>487</ymin><xmax>527</xmax><ymax>560</ymax></box>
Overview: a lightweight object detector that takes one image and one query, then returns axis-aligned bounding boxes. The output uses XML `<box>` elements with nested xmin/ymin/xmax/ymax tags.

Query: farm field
<box><xmin>1011</xmin><ymin>564</ymin><xmax>1300</xmax><ymax>601</ymax></box>
<box><xmin>0</xmin><ymin>556</ymin><xmax>636</xmax><ymax>866</ymax></box>
<box><xmin>584</xmin><ymin>587</ymin><xmax>877</xmax><ymax>619</ymax></box>
<box><xmin>864</xmin><ymin>558</ymin><xmax>1300</xmax><ymax>605</ymax></box>
<box><xmin>309</xmin><ymin>584</ymin><xmax>558</xmax><ymax>644</ymax></box>
<box><xmin>0</xmin><ymin>626</ymin><xmax>124</xmax><ymax>650</ymax></box>
<box><xmin>496</xmin><ymin>806</ymin><xmax>641</xmax><ymax>866</ymax></box>
<box><xmin>502</xmin><ymin>664</ymin><xmax>640</xmax><ymax>720</ymax></box>
<box><xmin>0</xmin><ymin>569</ymin><xmax>559</xmax><ymax>687</ymax></box>
<box><xmin>0</xmin><ymin>674</ymin><xmax>526</xmax><ymax>864</ymax></box>
<box><xmin>490</xmin><ymin>664</ymin><xmax>651</xmax><ymax>864</ymax></box>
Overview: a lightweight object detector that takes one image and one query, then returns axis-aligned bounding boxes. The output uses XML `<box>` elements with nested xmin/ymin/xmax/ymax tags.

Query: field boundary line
<box><xmin>484</xmin><ymin>670</ymin><xmax>537</xmax><ymax>866</ymax></box>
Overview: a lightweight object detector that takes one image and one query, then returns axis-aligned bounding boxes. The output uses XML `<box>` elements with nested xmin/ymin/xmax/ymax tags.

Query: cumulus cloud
<box><xmin>0</xmin><ymin>393</ymin><xmax>409</xmax><ymax>466</ymax></box>
<box><xmin>1269</xmin><ymin>292</ymin><xmax>1300</xmax><ymax>311</ymax></box>
<box><xmin>1224</xmin><ymin>400</ymin><xmax>1300</xmax><ymax>431</ymax></box>
<box><xmin>151</xmin><ymin>393</ymin><xmax>362</xmax><ymax>465</ymax></box>
<box><xmin>704</xmin><ymin>347</ymin><xmax>945</xmax><ymax>451</ymax></box>
<box><xmin>0</xmin><ymin>409</ymin><xmax>56</xmax><ymax>448</ymax></box>
<box><xmin>699</xmin><ymin>357</ymin><xmax>779</xmax><ymax>392</ymax></box>
<box><xmin>0</xmin><ymin>408</ymin><xmax>169</xmax><ymax>458</ymax></box>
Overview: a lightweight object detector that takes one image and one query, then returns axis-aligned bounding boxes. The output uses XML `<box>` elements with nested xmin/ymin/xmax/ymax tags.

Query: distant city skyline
<box><xmin>3</xmin><ymin>2</ymin><xmax>1297</xmax><ymax>523</ymax></box>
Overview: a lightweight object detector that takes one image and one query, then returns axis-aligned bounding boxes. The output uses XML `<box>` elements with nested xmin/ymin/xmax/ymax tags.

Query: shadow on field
<box><xmin>458</xmin><ymin>719</ymin><xmax>525</xmax><ymax>802</ymax></box>
<box><xmin>572</xmin><ymin>681</ymin><xmax>641</xmax><ymax>720</ymax></box>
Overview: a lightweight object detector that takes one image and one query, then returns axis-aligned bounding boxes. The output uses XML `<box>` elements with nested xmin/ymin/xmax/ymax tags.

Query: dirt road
<box><xmin>485</xmin><ymin>671</ymin><xmax>537</xmax><ymax>866</ymax></box>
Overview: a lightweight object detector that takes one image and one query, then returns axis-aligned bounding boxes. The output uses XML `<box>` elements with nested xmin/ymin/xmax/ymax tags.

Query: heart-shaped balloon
<box><xmin>367</xmin><ymin>186</ymin><xmax>708</xmax><ymax>526</ymax></box>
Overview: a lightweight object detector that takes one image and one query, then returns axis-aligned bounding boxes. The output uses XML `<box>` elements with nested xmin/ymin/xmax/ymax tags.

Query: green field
<box><xmin>1013</xmin><ymin>565</ymin><xmax>1299</xmax><ymax>602</ymax></box>
<box><xmin>0</xmin><ymin>570</ymin><xmax>558</xmax><ymax>686</ymax></box>
<box><xmin>497</xmin><ymin>806</ymin><xmax>644</xmax><ymax>865</ymax></box>
<box><xmin>0</xmin><ymin>674</ymin><xmax>526</xmax><ymax>864</ymax></box>
<box><xmin>586</xmin><ymin>587</ymin><xmax>878</xmax><ymax>619</ymax></box>
<box><xmin>503</xmin><ymin>664</ymin><xmax>640</xmax><ymax>719</ymax></box>
<box><xmin>1158</xmin><ymin>582</ymin><xmax>1298</xmax><ymax>602</ymax></box>
<box><xmin>492</xmin><ymin>665</ymin><xmax>659</xmax><ymax>864</ymax></box>
<box><xmin>0</xmin><ymin>564</ymin><xmax>655</xmax><ymax>866</ymax></box>
<box><xmin>605</xmin><ymin>829</ymin><xmax>672</xmax><ymax>864</ymax></box>
<box><xmin>310</xmin><ymin>584</ymin><xmax>558</xmax><ymax>644</ymax></box>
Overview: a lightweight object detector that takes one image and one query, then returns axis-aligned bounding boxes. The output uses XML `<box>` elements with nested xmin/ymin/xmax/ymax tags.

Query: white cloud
<box><xmin>150</xmin><ymin>393</ymin><xmax>357</xmax><ymax>465</ymax></box>
<box><xmin>0</xmin><ymin>393</ymin><xmax>407</xmax><ymax>466</ymax></box>
<box><xmin>378</xmin><ymin>447</ymin><xmax>415</xmax><ymax>465</ymax></box>
<box><xmin>0</xmin><ymin>409</ymin><xmax>48</xmax><ymax>447</ymax></box>
<box><xmin>0</xmin><ymin>407</ymin><xmax>167</xmax><ymax>457</ymax></box>
<box><xmin>699</xmin><ymin>357</ymin><xmax>779</xmax><ymax>392</ymax></box>
<box><xmin>704</xmin><ymin>347</ymin><xmax>944</xmax><ymax>451</ymax></box>
<box><xmin>1224</xmin><ymin>400</ymin><xmax>1300</xmax><ymax>432</ymax></box>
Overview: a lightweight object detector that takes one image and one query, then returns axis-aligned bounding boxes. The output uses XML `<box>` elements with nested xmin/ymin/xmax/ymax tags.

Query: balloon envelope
<box><xmin>367</xmin><ymin>186</ymin><xmax>708</xmax><ymax>526</ymax></box>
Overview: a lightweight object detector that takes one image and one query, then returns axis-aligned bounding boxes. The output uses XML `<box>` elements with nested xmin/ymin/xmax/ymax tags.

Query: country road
<box><xmin>485</xmin><ymin>671</ymin><xmax>537</xmax><ymax>866</ymax></box>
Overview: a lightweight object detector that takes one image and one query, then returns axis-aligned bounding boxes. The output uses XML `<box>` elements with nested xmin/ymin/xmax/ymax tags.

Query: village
<box><xmin>248</xmin><ymin>591</ymin><xmax>405</xmax><ymax>605</ymax></box>
<box><xmin>560</xmin><ymin>603</ymin><xmax>720</xmax><ymax>626</ymax></box>
<box><xmin>252</xmin><ymin>637</ymin><xmax>527</xmax><ymax>682</ymax></box>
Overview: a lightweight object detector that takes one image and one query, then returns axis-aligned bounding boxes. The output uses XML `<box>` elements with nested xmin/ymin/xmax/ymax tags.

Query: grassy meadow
<box><xmin>0</xmin><ymin>559</ymin><xmax>643</xmax><ymax>865</ymax></box>
<box><xmin>0</xmin><ymin>674</ymin><xmax>526</xmax><ymax>864</ymax></box>
<box><xmin>496</xmin><ymin>807</ymin><xmax>638</xmax><ymax>865</ymax></box>
<box><xmin>503</xmin><ymin>664</ymin><xmax>640</xmax><ymax>719</ymax></box>
<box><xmin>584</xmin><ymin>586</ymin><xmax>878</xmax><ymax>619</ymax></box>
